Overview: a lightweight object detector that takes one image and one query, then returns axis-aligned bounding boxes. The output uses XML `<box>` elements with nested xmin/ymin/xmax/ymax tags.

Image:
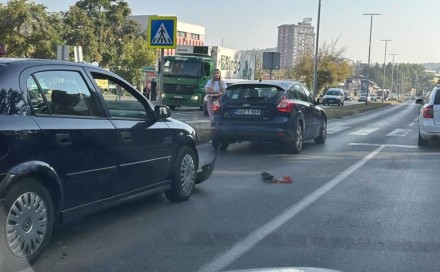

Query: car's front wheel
<box><xmin>165</xmin><ymin>146</ymin><xmax>196</xmax><ymax>202</ymax></box>
<box><xmin>0</xmin><ymin>178</ymin><xmax>54</xmax><ymax>269</ymax></box>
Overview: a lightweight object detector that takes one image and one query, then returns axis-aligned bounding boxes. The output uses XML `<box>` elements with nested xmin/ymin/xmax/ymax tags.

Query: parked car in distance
<box><xmin>0</xmin><ymin>58</ymin><xmax>215</xmax><ymax>268</ymax></box>
<box><xmin>203</xmin><ymin>79</ymin><xmax>247</xmax><ymax>116</ymax></box>
<box><xmin>344</xmin><ymin>93</ymin><xmax>352</xmax><ymax>101</ymax></box>
<box><xmin>370</xmin><ymin>94</ymin><xmax>377</xmax><ymax>101</ymax></box>
<box><xmin>415</xmin><ymin>86</ymin><xmax>440</xmax><ymax>146</ymax></box>
<box><xmin>358</xmin><ymin>94</ymin><xmax>371</xmax><ymax>102</ymax></box>
<box><xmin>211</xmin><ymin>80</ymin><xmax>327</xmax><ymax>154</ymax></box>
<box><xmin>322</xmin><ymin>88</ymin><xmax>344</xmax><ymax>106</ymax></box>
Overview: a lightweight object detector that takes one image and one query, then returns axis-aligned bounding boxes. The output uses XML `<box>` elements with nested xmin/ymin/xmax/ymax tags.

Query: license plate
<box><xmin>174</xmin><ymin>95</ymin><xmax>183</xmax><ymax>99</ymax></box>
<box><xmin>235</xmin><ymin>109</ymin><xmax>261</xmax><ymax>115</ymax></box>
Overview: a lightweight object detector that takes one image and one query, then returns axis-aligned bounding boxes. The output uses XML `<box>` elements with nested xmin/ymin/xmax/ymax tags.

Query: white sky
<box><xmin>2</xmin><ymin>0</ymin><xmax>439</xmax><ymax>64</ymax></box>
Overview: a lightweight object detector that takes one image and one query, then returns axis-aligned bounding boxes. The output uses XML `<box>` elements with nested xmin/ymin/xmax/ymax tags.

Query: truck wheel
<box><xmin>165</xmin><ymin>146</ymin><xmax>196</xmax><ymax>202</ymax></box>
<box><xmin>0</xmin><ymin>178</ymin><xmax>54</xmax><ymax>268</ymax></box>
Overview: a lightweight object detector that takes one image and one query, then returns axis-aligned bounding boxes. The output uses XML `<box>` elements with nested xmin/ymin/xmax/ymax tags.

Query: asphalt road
<box><xmin>23</xmin><ymin>100</ymin><xmax>440</xmax><ymax>272</ymax></box>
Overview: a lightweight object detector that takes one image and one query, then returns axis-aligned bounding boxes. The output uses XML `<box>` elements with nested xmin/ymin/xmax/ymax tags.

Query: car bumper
<box><xmin>419</xmin><ymin>119</ymin><xmax>440</xmax><ymax>140</ymax></box>
<box><xmin>323</xmin><ymin>99</ymin><xmax>341</xmax><ymax>104</ymax></box>
<box><xmin>211</xmin><ymin>117</ymin><xmax>296</xmax><ymax>143</ymax></box>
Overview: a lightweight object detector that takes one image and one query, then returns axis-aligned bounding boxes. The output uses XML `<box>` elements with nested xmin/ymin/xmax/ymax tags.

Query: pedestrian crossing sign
<box><xmin>147</xmin><ymin>16</ymin><xmax>177</xmax><ymax>49</ymax></box>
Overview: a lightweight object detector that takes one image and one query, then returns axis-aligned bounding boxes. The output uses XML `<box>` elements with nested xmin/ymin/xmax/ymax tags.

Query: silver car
<box><xmin>416</xmin><ymin>86</ymin><xmax>440</xmax><ymax>146</ymax></box>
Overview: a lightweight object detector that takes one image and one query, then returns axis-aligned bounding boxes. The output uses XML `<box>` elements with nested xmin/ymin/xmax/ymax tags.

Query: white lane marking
<box><xmin>349</xmin><ymin>127</ymin><xmax>380</xmax><ymax>135</ymax></box>
<box><xmin>409</xmin><ymin>122</ymin><xmax>416</xmax><ymax>127</ymax></box>
<box><xmin>327</xmin><ymin>126</ymin><xmax>350</xmax><ymax>134</ymax></box>
<box><xmin>198</xmin><ymin>145</ymin><xmax>386</xmax><ymax>272</ymax></box>
<box><xmin>348</xmin><ymin>143</ymin><xmax>418</xmax><ymax>149</ymax></box>
<box><xmin>386</xmin><ymin>129</ymin><xmax>412</xmax><ymax>137</ymax></box>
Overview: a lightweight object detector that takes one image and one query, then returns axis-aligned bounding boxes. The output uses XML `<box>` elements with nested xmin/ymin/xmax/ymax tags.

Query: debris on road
<box><xmin>261</xmin><ymin>172</ymin><xmax>293</xmax><ymax>184</ymax></box>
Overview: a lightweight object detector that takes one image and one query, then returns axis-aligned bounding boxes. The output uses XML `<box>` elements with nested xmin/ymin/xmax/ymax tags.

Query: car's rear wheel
<box><xmin>314</xmin><ymin>118</ymin><xmax>327</xmax><ymax>144</ymax></box>
<box><xmin>165</xmin><ymin>146</ymin><xmax>196</xmax><ymax>202</ymax></box>
<box><xmin>290</xmin><ymin>121</ymin><xmax>303</xmax><ymax>154</ymax></box>
<box><xmin>418</xmin><ymin>131</ymin><xmax>429</xmax><ymax>146</ymax></box>
<box><xmin>212</xmin><ymin>138</ymin><xmax>229</xmax><ymax>151</ymax></box>
<box><xmin>0</xmin><ymin>178</ymin><xmax>54</xmax><ymax>269</ymax></box>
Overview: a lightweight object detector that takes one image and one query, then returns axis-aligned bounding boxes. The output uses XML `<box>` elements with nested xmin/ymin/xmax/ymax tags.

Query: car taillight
<box><xmin>277</xmin><ymin>96</ymin><xmax>295</xmax><ymax>113</ymax></box>
<box><xmin>213</xmin><ymin>100</ymin><xmax>221</xmax><ymax>112</ymax></box>
<box><xmin>422</xmin><ymin>105</ymin><xmax>434</xmax><ymax>118</ymax></box>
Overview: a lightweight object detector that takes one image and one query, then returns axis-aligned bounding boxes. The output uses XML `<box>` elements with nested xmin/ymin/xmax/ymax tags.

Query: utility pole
<box><xmin>312</xmin><ymin>0</ymin><xmax>321</xmax><ymax>97</ymax></box>
<box><xmin>363</xmin><ymin>13</ymin><xmax>381</xmax><ymax>105</ymax></box>
<box><xmin>380</xmin><ymin>39</ymin><xmax>392</xmax><ymax>103</ymax></box>
<box><xmin>389</xmin><ymin>53</ymin><xmax>398</xmax><ymax>97</ymax></box>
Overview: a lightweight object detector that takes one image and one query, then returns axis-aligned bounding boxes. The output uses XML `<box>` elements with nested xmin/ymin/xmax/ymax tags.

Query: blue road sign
<box><xmin>147</xmin><ymin>16</ymin><xmax>177</xmax><ymax>49</ymax></box>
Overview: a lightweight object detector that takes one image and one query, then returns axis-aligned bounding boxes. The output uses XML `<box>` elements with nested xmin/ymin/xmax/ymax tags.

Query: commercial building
<box><xmin>277</xmin><ymin>18</ymin><xmax>315</xmax><ymax>69</ymax></box>
<box><xmin>130</xmin><ymin>15</ymin><xmax>205</xmax><ymax>56</ymax></box>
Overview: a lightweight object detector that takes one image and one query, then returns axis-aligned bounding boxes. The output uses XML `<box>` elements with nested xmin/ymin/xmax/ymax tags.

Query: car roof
<box><xmin>225</xmin><ymin>80</ymin><xmax>300</xmax><ymax>90</ymax></box>
<box><xmin>0</xmin><ymin>58</ymin><xmax>98</xmax><ymax>69</ymax></box>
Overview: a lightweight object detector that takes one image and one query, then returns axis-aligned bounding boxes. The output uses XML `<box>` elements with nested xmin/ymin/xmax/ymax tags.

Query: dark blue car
<box><xmin>211</xmin><ymin>80</ymin><xmax>327</xmax><ymax>153</ymax></box>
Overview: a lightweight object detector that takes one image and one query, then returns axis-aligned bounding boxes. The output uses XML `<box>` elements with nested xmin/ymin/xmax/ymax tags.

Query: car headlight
<box><xmin>191</xmin><ymin>95</ymin><xmax>199</xmax><ymax>101</ymax></box>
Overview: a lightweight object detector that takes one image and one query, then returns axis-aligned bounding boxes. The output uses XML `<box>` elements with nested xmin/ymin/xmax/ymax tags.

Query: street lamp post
<box><xmin>380</xmin><ymin>39</ymin><xmax>392</xmax><ymax>103</ymax></box>
<box><xmin>312</xmin><ymin>0</ymin><xmax>321</xmax><ymax>97</ymax></box>
<box><xmin>363</xmin><ymin>13</ymin><xmax>381</xmax><ymax>105</ymax></box>
<box><xmin>389</xmin><ymin>53</ymin><xmax>398</xmax><ymax>97</ymax></box>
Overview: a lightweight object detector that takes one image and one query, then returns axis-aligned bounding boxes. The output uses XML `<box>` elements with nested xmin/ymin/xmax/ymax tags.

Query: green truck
<box><xmin>162</xmin><ymin>45</ymin><xmax>256</xmax><ymax>109</ymax></box>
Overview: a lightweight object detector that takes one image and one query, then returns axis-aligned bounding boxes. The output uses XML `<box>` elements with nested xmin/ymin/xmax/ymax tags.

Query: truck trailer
<box><xmin>162</xmin><ymin>45</ymin><xmax>256</xmax><ymax>109</ymax></box>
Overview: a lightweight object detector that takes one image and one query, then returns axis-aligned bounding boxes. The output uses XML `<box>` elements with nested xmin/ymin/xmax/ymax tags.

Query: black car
<box><xmin>0</xmin><ymin>58</ymin><xmax>215</xmax><ymax>268</ymax></box>
<box><xmin>211</xmin><ymin>80</ymin><xmax>327</xmax><ymax>153</ymax></box>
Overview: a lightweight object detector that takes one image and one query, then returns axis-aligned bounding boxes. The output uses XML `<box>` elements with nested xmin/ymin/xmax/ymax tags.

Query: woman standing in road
<box><xmin>205</xmin><ymin>69</ymin><xmax>226</xmax><ymax>123</ymax></box>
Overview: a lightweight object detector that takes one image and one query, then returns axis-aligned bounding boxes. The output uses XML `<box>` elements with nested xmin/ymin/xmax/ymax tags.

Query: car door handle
<box><xmin>120</xmin><ymin>132</ymin><xmax>132</xmax><ymax>143</ymax></box>
<box><xmin>55</xmin><ymin>133</ymin><xmax>72</xmax><ymax>147</ymax></box>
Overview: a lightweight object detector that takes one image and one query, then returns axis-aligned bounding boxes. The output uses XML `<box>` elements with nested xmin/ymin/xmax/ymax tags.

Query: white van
<box><xmin>323</xmin><ymin>88</ymin><xmax>345</xmax><ymax>106</ymax></box>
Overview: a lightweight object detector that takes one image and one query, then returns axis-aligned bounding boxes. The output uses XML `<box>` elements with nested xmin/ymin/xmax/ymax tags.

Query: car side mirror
<box><xmin>415</xmin><ymin>98</ymin><xmax>424</xmax><ymax>105</ymax></box>
<box><xmin>154</xmin><ymin>105</ymin><xmax>171</xmax><ymax>119</ymax></box>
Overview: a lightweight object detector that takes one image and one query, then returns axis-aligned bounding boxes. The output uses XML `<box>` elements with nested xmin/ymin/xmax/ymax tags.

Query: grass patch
<box><xmin>324</xmin><ymin>102</ymin><xmax>394</xmax><ymax>119</ymax></box>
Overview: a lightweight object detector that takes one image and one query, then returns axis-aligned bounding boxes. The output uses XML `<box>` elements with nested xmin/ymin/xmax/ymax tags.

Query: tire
<box><xmin>314</xmin><ymin>118</ymin><xmax>327</xmax><ymax>144</ymax></box>
<box><xmin>165</xmin><ymin>146</ymin><xmax>196</xmax><ymax>202</ymax></box>
<box><xmin>418</xmin><ymin>131</ymin><xmax>429</xmax><ymax>146</ymax></box>
<box><xmin>0</xmin><ymin>178</ymin><xmax>54</xmax><ymax>269</ymax></box>
<box><xmin>168</xmin><ymin>105</ymin><xmax>176</xmax><ymax>110</ymax></box>
<box><xmin>212</xmin><ymin>138</ymin><xmax>229</xmax><ymax>151</ymax></box>
<box><xmin>290</xmin><ymin>120</ymin><xmax>303</xmax><ymax>154</ymax></box>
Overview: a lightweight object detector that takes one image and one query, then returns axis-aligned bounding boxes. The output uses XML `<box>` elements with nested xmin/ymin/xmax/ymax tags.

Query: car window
<box><xmin>300</xmin><ymin>84</ymin><xmax>315</xmax><ymax>103</ymax></box>
<box><xmin>286</xmin><ymin>86</ymin><xmax>299</xmax><ymax>99</ymax></box>
<box><xmin>90</xmin><ymin>72</ymin><xmax>148</xmax><ymax>119</ymax></box>
<box><xmin>32</xmin><ymin>71</ymin><xmax>99</xmax><ymax>117</ymax></box>
<box><xmin>293</xmin><ymin>84</ymin><xmax>307</xmax><ymax>101</ymax></box>
<box><xmin>225</xmin><ymin>84</ymin><xmax>282</xmax><ymax>100</ymax></box>
<box><xmin>434</xmin><ymin>88</ymin><xmax>440</xmax><ymax>105</ymax></box>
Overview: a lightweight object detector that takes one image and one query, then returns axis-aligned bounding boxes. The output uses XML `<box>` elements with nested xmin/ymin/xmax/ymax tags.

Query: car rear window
<box><xmin>225</xmin><ymin>84</ymin><xmax>283</xmax><ymax>100</ymax></box>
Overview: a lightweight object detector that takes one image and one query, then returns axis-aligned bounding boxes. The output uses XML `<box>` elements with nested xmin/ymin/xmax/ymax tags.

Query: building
<box><xmin>277</xmin><ymin>18</ymin><xmax>315</xmax><ymax>69</ymax></box>
<box><xmin>130</xmin><ymin>15</ymin><xmax>205</xmax><ymax>56</ymax></box>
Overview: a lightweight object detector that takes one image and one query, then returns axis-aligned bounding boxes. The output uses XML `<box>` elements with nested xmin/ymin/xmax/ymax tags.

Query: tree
<box><xmin>0</xmin><ymin>0</ymin><xmax>62</xmax><ymax>58</ymax></box>
<box><xmin>288</xmin><ymin>38</ymin><xmax>353</xmax><ymax>93</ymax></box>
<box><xmin>62</xmin><ymin>0</ymin><xmax>157</xmax><ymax>85</ymax></box>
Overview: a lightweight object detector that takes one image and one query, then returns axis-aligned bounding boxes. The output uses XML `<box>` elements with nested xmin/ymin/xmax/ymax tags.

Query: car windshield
<box><xmin>2</xmin><ymin>1</ymin><xmax>440</xmax><ymax>272</ymax></box>
<box><xmin>326</xmin><ymin>90</ymin><xmax>341</xmax><ymax>95</ymax></box>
